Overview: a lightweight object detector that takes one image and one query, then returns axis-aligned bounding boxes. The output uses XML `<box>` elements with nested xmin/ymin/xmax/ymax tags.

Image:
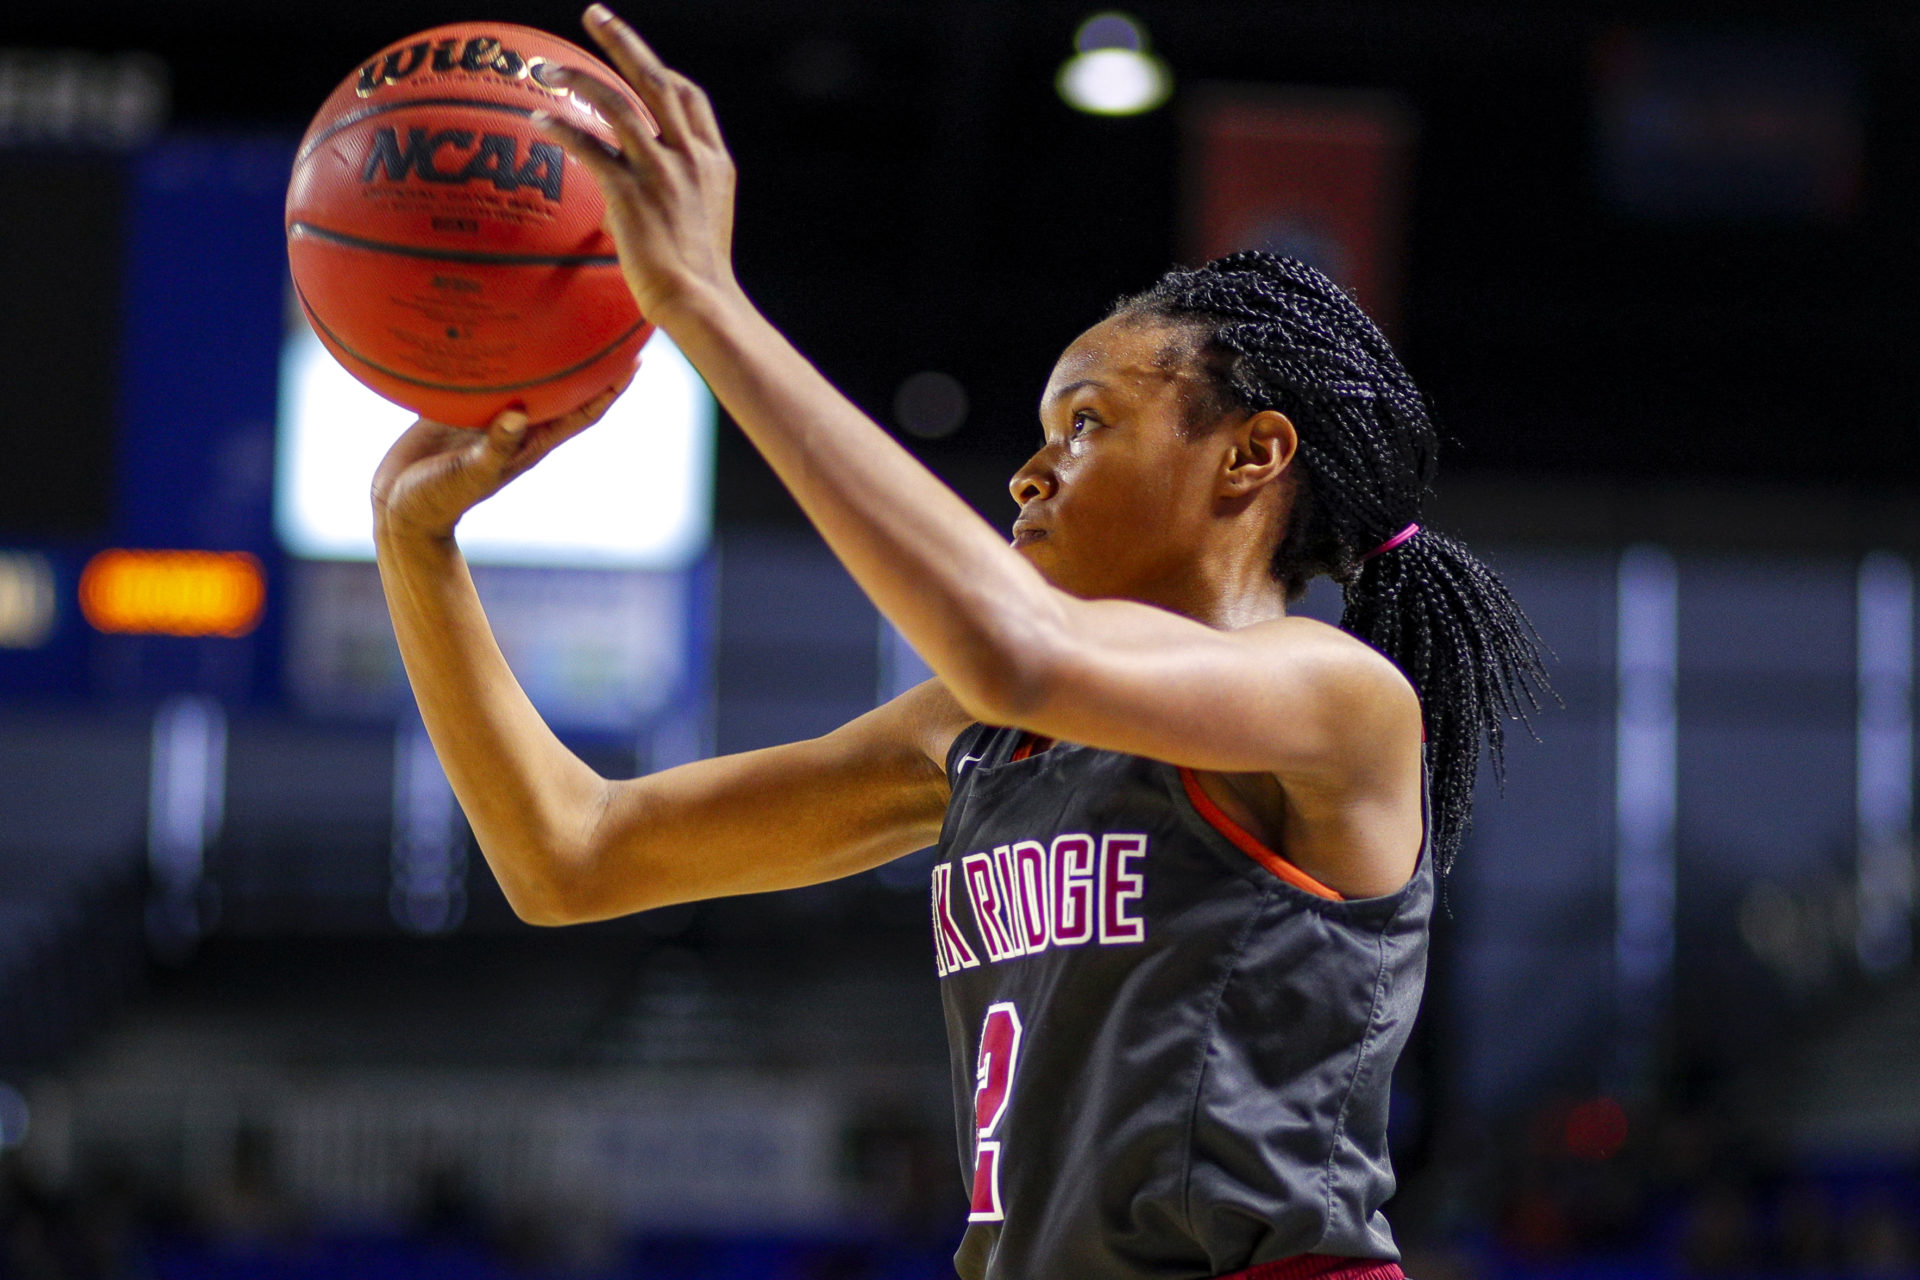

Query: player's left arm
<box><xmin>535</xmin><ymin>7</ymin><xmax>1420</xmax><ymax>791</ymax></box>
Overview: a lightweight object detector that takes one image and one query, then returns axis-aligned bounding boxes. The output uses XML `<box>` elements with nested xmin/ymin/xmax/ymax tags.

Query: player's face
<box><xmin>1011</xmin><ymin>316</ymin><xmax>1228</xmax><ymax>601</ymax></box>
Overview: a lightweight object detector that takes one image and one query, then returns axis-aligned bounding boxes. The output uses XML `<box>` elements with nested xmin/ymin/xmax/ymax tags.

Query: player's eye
<box><xmin>1070</xmin><ymin>410</ymin><xmax>1096</xmax><ymax>436</ymax></box>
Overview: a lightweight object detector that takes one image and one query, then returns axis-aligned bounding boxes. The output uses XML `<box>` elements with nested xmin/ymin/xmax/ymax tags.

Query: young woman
<box><xmin>370</xmin><ymin>8</ymin><xmax>1547</xmax><ymax>1277</ymax></box>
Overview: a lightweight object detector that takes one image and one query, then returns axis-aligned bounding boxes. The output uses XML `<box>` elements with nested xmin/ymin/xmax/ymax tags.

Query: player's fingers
<box><xmin>536</xmin><ymin>425</ymin><xmax>583</xmax><ymax>456</ymax></box>
<box><xmin>528</xmin><ymin>108</ymin><xmax>636</xmax><ymax>189</ymax></box>
<box><xmin>677</xmin><ymin>79</ymin><xmax>724</xmax><ymax>150</ymax></box>
<box><xmin>579</xmin><ymin>5</ymin><xmax>692</xmax><ymax>143</ymax></box>
<box><xmin>546</xmin><ymin>65</ymin><xmax>660</xmax><ymax>159</ymax></box>
<box><xmin>500</xmin><ymin>385</ymin><xmax>620</xmax><ymax>476</ymax></box>
<box><xmin>478</xmin><ymin>407</ymin><xmax>570</xmax><ymax>484</ymax></box>
<box><xmin>562</xmin><ymin>380</ymin><xmax>626</xmax><ymax>432</ymax></box>
<box><xmin>577</xmin><ymin>380</ymin><xmax>628</xmax><ymax>425</ymax></box>
<box><xmin>483</xmin><ymin>409</ymin><xmax>532</xmax><ymax>467</ymax></box>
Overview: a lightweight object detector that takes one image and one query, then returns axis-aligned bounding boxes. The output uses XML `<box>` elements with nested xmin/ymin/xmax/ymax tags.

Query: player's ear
<box><xmin>1221</xmin><ymin>410</ymin><xmax>1297</xmax><ymax>496</ymax></box>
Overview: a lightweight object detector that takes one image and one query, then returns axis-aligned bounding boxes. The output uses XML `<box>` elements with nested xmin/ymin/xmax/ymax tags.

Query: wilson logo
<box><xmin>361</xmin><ymin>127</ymin><xmax>564</xmax><ymax>201</ymax></box>
<box><xmin>355</xmin><ymin>35</ymin><xmax>570</xmax><ymax>97</ymax></box>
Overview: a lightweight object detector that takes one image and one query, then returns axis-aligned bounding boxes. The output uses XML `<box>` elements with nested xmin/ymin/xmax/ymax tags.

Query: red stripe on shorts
<box><xmin>1216</xmin><ymin>1255</ymin><xmax>1405</xmax><ymax>1280</ymax></box>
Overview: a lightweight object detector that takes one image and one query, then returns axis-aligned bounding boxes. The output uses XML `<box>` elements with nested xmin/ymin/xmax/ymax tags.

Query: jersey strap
<box><xmin>1008</xmin><ymin>732</ymin><xmax>1053</xmax><ymax>761</ymax></box>
<box><xmin>1216</xmin><ymin>1255</ymin><xmax>1405</xmax><ymax>1280</ymax></box>
<box><xmin>1178</xmin><ymin>767</ymin><xmax>1344</xmax><ymax>901</ymax></box>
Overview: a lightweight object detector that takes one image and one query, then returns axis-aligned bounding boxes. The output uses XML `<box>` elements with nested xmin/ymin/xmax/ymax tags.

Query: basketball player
<box><xmin>370</xmin><ymin>8</ymin><xmax>1548</xmax><ymax>1276</ymax></box>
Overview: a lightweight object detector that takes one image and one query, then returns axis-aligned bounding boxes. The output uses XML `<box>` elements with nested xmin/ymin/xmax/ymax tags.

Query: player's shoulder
<box><xmin>1235</xmin><ymin>613</ymin><xmax>1422</xmax><ymax>733</ymax></box>
<box><xmin>1236</xmin><ymin>612</ymin><xmax>1409</xmax><ymax>677</ymax></box>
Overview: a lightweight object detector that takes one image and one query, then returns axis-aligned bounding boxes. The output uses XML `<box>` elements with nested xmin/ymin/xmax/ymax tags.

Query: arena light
<box><xmin>79</xmin><ymin>550</ymin><xmax>266</xmax><ymax>638</ymax></box>
<box><xmin>0</xmin><ymin>551</ymin><xmax>56</xmax><ymax>648</ymax></box>
<box><xmin>276</xmin><ymin>325</ymin><xmax>715</xmax><ymax>569</ymax></box>
<box><xmin>1058</xmin><ymin>13</ymin><xmax>1171</xmax><ymax>117</ymax></box>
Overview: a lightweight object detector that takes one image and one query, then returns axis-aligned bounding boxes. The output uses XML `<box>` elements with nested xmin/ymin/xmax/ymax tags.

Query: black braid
<box><xmin>1112</xmin><ymin>251</ymin><xmax>1550</xmax><ymax>873</ymax></box>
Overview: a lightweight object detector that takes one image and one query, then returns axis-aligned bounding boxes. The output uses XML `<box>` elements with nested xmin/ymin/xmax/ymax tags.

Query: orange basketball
<box><xmin>286</xmin><ymin>23</ymin><xmax>652</xmax><ymax>427</ymax></box>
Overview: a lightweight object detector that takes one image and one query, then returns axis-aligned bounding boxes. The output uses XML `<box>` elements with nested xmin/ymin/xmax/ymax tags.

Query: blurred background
<box><xmin>2</xmin><ymin>0</ymin><xmax>1918</xmax><ymax>1276</ymax></box>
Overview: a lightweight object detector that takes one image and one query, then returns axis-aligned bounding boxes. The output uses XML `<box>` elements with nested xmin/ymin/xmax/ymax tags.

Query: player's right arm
<box><xmin>372</xmin><ymin>401</ymin><xmax>966</xmax><ymax>926</ymax></box>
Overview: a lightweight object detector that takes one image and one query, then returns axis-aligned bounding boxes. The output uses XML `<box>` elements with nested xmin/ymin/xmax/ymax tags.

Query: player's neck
<box><xmin>1182</xmin><ymin>510</ymin><xmax>1291</xmax><ymax>630</ymax></box>
<box><xmin>1189</xmin><ymin>588</ymin><xmax>1288</xmax><ymax>631</ymax></box>
<box><xmin>1124</xmin><ymin>563</ymin><xmax>1288</xmax><ymax>632</ymax></box>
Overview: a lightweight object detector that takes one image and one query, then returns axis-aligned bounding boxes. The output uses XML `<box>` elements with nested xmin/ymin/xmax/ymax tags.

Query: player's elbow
<box><xmin>499</xmin><ymin>862</ymin><xmax>653</xmax><ymax>927</ymax></box>
<box><xmin>489</xmin><ymin>857</ymin><xmax>586</xmax><ymax>927</ymax></box>
<box><xmin>947</xmin><ymin>608</ymin><xmax>1073</xmax><ymax>726</ymax></box>
<box><xmin>487</xmin><ymin>780</ymin><xmax>650</xmax><ymax>926</ymax></box>
<box><xmin>485</xmin><ymin>834</ymin><xmax>648</xmax><ymax>928</ymax></box>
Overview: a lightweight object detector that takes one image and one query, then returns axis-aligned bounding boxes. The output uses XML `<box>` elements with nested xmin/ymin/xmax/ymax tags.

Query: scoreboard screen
<box><xmin>0</xmin><ymin>133</ymin><xmax>716</xmax><ymax>732</ymax></box>
<box><xmin>276</xmin><ymin>325</ymin><xmax>714</xmax><ymax>569</ymax></box>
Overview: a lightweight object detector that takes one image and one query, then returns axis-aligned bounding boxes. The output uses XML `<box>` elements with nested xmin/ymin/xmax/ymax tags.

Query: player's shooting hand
<box><xmin>531</xmin><ymin>5</ymin><xmax>740</xmax><ymax>325</ymax></box>
<box><xmin>370</xmin><ymin>383</ymin><xmax>625</xmax><ymax>544</ymax></box>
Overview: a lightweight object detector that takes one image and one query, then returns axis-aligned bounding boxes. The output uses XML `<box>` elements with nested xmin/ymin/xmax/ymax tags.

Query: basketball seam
<box><xmin>293</xmin><ymin>283</ymin><xmax>646</xmax><ymax>395</ymax></box>
<box><xmin>288</xmin><ymin>221</ymin><xmax>619</xmax><ymax>268</ymax></box>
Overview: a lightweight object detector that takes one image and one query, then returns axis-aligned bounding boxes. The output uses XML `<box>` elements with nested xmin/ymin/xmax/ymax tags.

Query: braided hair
<box><xmin>1112</xmin><ymin>251</ymin><xmax>1549</xmax><ymax>873</ymax></box>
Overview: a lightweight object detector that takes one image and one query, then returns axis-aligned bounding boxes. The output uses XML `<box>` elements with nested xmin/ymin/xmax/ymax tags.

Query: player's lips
<box><xmin>1011</xmin><ymin>521</ymin><xmax>1048</xmax><ymax>548</ymax></box>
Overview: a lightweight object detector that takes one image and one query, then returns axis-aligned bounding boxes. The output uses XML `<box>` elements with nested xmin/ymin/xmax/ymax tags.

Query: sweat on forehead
<box><xmin>1128</xmin><ymin>312</ymin><xmax>1207</xmax><ymax>373</ymax></box>
<box><xmin>1044</xmin><ymin>316</ymin><xmax>1230</xmax><ymax>433</ymax></box>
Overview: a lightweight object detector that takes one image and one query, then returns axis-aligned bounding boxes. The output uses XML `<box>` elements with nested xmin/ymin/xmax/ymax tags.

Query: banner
<box><xmin>1184</xmin><ymin>88</ymin><xmax>1413</xmax><ymax>334</ymax></box>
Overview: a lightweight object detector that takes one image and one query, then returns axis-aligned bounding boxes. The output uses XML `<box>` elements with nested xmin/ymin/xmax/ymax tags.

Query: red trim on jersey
<box><xmin>1009</xmin><ymin>733</ymin><xmax>1053</xmax><ymax>762</ymax></box>
<box><xmin>1179</xmin><ymin>767</ymin><xmax>1344</xmax><ymax>902</ymax></box>
<box><xmin>1216</xmin><ymin>1255</ymin><xmax>1405</xmax><ymax>1280</ymax></box>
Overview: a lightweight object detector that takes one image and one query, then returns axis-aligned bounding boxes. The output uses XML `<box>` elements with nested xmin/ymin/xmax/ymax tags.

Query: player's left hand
<box><xmin>371</xmin><ymin>381</ymin><xmax>628</xmax><ymax>544</ymax></box>
<box><xmin>532</xmin><ymin>5</ymin><xmax>740</xmax><ymax>325</ymax></box>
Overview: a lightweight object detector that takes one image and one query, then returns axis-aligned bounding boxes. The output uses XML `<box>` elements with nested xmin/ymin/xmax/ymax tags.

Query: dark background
<box><xmin>6</xmin><ymin>0</ymin><xmax>1918</xmax><ymax>536</ymax></box>
<box><xmin>3</xmin><ymin>2</ymin><xmax>1919</xmax><ymax>1278</ymax></box>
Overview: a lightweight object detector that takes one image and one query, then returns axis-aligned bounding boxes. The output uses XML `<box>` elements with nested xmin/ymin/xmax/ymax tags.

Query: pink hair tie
<box><xmin>1361</xmin><ymin>522</ymin><xmax>1421</xmax><ymax>562</ymax></box>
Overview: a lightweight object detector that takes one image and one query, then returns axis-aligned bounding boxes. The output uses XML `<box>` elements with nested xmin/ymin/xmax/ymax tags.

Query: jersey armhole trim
<box><xmin>1009</xmin><ymin>733</ymin><xmax>1053</xmax><ymax>762</ymax></box>
<box><xmin>1178</xmin><ymin>767</ymin><xmax>1344</xmax><ymax>902</ymax></box>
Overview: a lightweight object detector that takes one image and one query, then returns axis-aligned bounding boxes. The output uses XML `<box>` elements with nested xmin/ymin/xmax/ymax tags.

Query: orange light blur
<box><xmin>79</xmin><ymin>550</ymin><xmax>266</xmax><ymax>638</ymax></box>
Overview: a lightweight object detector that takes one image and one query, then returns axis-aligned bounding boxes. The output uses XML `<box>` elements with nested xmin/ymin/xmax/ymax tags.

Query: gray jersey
<box><xmin>932</xmin><ymin>724</ymin><xmax>1432</xmax><ymax>1280</ymax></box>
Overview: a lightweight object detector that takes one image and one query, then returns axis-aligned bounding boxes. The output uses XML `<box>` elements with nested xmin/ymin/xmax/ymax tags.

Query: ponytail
<box><xmin>1340</xmin><ymin>525</ymin><xmax>1549</xmax><ymax>873</ymax></box>
<box><xmin>1113</xmin><ymin>251</ymin><xmax>1551</xmax><ymax>872</ymax></box>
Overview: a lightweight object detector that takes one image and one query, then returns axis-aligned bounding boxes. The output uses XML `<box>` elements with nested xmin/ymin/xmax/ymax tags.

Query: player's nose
<box><xmin>1009</xmin><ymin>451</ymin><xmax>1058</xmax><ymax>506</ymax></box>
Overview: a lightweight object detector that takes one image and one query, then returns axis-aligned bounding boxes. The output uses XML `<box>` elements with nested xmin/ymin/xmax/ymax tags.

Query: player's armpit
<box><xmin>511</xmin><ymin>677</ymin><xmax>970</xmax><ymax>925</ymax></box>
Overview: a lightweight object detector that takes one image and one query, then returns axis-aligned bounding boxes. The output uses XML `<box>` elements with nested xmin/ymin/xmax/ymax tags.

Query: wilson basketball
<box><xmin>286</xmin><ymin>23</ymin><xmax>652</xmax><ymax>427</ymax></box>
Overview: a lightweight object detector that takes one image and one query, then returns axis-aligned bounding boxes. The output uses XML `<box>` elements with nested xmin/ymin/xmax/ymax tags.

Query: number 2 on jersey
<box><xmin>969</xmin><ymin>1001</ymin><xmax>1024</xmax><ymax>1222</ymax></box>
